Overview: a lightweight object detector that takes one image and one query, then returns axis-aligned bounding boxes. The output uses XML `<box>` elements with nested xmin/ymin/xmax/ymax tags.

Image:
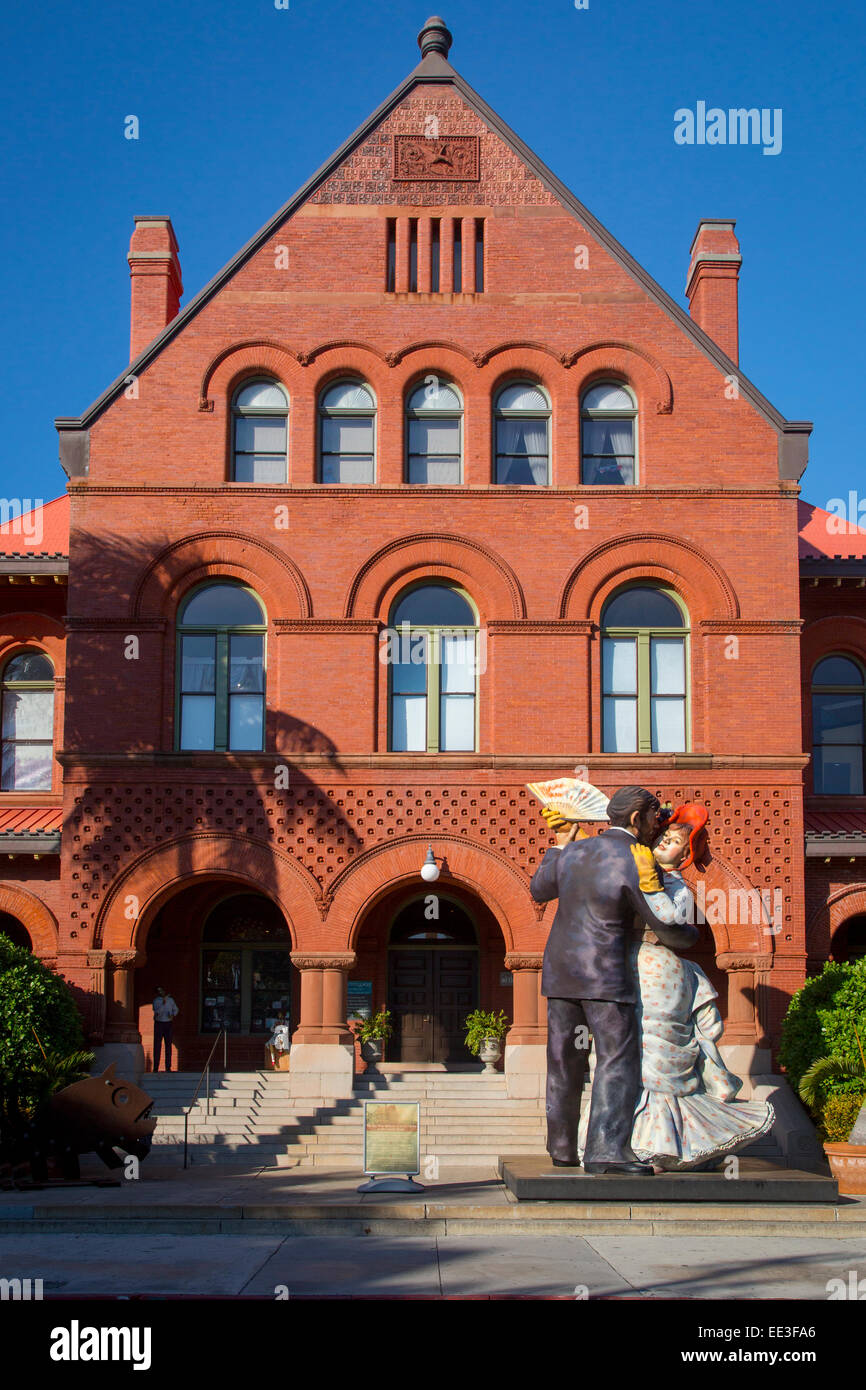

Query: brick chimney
<box><xmin>128</xmin><ymin>215</ymin><xmax>183</xmax><ymax>361</ymax></box>
<box><xmin>685</xmin><ymin>220</ymin><xmax>741</xmax><ymax>365</ymax></box>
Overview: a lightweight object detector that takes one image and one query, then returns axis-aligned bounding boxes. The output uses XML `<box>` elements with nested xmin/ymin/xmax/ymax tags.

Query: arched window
<box><xmin>319</xmin><ymin>380</ymin><xmax>376</xmax><ymax>484</ymax></box>
<box><xmin>387</xmin><ymin>583</ymin><xmax>478</xmax><ymax>752</ymax></box>
<box><xmin>200</xmin><ymin>893</ymin><xmax>292</xmax><ymax>1034</ymax></box>
<box><xmin>581</xmin><ymin>382</ymin><xmax>637</xmax><ymax>484</ymax></box>
<box><xmin>1</xmin><ymin>649</ymin><xmax>55</xmax><ymax>790</ymax></box>
<box><xmin>601</xmin><ymin>586</ymin><xmax>688</xmax><ymax>753</ymax></box>
<box><xmin>406</xmin><ymin>379</ymin><xmax>462</xmax><ymax>484</ymax></box>
<box><xmin>494</xmin><ymin>381</ymin><xmax>550</xmax><ymax>485</ymax></box>
<box><xmin>812</xmin><ymin>655</ymin><xmax>865</xmax><ymax>794</ymax></box>
<box><xmin>231</xmin><ymin>380</ymin><xmax>289</xmax><ymax>483</ymax></box>
<box><xmin>177</xmin><ymin>583</ymin><xmax>267</xmax><ymax>751</ymax></box>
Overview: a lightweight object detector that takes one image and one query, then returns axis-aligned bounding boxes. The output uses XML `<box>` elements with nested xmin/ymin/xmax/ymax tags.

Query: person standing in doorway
<box><xmin>152</xmin><ymin>986</ymin><xmax>179</xmax><ymax>1072</ymax></box>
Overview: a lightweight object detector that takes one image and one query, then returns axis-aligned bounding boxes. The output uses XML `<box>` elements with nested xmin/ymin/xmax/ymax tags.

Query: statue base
<box><xmin>498</xmin><ymin>1155</ymin><xmax>838</xmax><ymax>1202</ymax></box>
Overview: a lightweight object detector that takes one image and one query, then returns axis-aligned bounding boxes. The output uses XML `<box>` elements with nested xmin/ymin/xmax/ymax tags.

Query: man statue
<box><xmin>531</xmin><ymin>785</ymin><xmax>698</xmax><ymax>1175</ymax></box>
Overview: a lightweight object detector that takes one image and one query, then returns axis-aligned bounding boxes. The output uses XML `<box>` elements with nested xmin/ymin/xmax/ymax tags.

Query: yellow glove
<box><xmin>631</xmin><ymin>842</ymin><xmax>664</xmax><ymax>894</ymax></box>
<box><xmin>541</xmin><ymin>807</ymin><xmax>571</xmax><ymax>832</ymax></box>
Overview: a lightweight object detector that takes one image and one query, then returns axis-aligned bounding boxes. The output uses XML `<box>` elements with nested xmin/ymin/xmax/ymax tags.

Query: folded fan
<box><xmin>525</xmin><ymin>778</ymin><xmax>610</xmax><ymax>823</ymax></box>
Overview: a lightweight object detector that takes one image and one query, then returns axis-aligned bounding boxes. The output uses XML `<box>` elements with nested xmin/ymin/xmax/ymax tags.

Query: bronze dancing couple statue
<box><xmin>529</xmin><ymin>783</ymin><xmax>774</xmax><ymax>1175</ymax></box>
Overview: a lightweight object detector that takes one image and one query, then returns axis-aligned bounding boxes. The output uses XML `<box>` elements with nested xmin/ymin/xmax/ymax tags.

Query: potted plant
<box><xmin>821</xmin><ymin>1093</ymin><xmax>866</xmax><ymax>1194</ymax></box>
<box><xmin>798</xmin><ymin>1027</ymin><xmax>866</xmax><ymax>1195</ymax></box>
<box><xmin>463</xmin><ymin>1009</ymin><xmax>509</xmax><ymax>1073</ymax></box>
<box><xmin>355</xmin><ymin>1009</ymin><xmax>393</xmax><ymax>1071</ymax></box>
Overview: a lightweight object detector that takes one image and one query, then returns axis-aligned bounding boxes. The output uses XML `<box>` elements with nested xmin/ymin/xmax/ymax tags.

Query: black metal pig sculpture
<box><xmin>0</xmin><ymin>1064</ymin><xmax>156</xmax><ymax>1183</ymax></box>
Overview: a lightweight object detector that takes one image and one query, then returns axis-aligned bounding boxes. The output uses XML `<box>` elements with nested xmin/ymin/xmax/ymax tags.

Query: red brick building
<box><xmin>2</xmin><ymin>18</ymin><xmax>862</xmax><ymax>1108</ymax></box>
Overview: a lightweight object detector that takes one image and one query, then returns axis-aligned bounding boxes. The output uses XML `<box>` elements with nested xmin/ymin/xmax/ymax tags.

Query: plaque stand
<box><xmin>357</xmin><ymin>1175</ymin><xmax>425</xmax><ymax>1193</ymax></box>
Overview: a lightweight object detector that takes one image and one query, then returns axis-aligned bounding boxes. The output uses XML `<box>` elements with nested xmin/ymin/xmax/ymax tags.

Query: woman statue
<box><xmin>577</xmin><ymin>804</ymin><xmax>775</xmax><ymax>1170</ymax></box>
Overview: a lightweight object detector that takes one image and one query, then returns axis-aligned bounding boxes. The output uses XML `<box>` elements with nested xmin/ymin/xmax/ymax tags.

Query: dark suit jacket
<box><xmin>531</xmin><ymin>826</ymin><xmax>699</xmax><ymax>1003</ymax></box>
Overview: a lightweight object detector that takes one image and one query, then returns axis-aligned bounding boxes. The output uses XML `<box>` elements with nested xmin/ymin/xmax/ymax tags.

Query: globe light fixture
<box><xmin>420</xmin><ymin>844</ymin><xmax>440</xmax><ymax>882</ymax></box>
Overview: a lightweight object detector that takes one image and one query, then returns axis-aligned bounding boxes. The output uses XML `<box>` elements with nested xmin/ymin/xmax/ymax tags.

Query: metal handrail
<box><xmin>183</xmin><ymin>1030</ymin><xmax>228</xmax><ymax>1169</ymax></box>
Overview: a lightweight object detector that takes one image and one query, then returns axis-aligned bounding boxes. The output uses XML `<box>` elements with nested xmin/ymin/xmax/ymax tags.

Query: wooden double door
<box><xmin>388</xmin><ymin>948</ymin><xmax>479</xmax><ymax>1063</ymax></box>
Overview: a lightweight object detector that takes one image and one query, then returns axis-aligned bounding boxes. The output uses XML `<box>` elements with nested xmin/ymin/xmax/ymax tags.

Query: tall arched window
<box><xmin>177</xmin><ymin>583</ymin><xmax>267</xmax><ymax>751</ymax></box>
<box><xmin>812</xmin><ymin>655</ymin><xmax>865</xmax><ymax>794</ymax></box>
<box><xmin>200</xmin><ymin>893</ymin><xmax>292</xmax><ymax>1034</ymax></box>
<box><xmin>318</xmin><ymin>380</ymin><xmax>376</xmax><ymax>484</ymax></box>
<box><xmin>406</xmin><ymin>379</ymin><xmax>462</xmax><ymax>484</ymax></box>
<box><xmin>1</xmin><ymin>650</ymin><xmax>55</xmax><ymax>790</ymax></box>
<box><xmin>581</xmin><ymin>382</ymin><xmax>637</xmax><ymax>484</ymax></box>
<box><xmin>601</xmin><ymin>586</ymin><xmax>688</xmax><ymax>752</ymax></box>
<box><xmin>231</xmin><ymin>380</ymin><xmax>289</xmax><ymax>482</ymax></box>
<box><xmin>494</xmin><ymin>381</ymin><xmax>550</xmax><ymax>485</ymax></box>
<box><xmin>387</xmin><ymin>583</ymin><xmax>478</xmax><ymax>752</ymax></box>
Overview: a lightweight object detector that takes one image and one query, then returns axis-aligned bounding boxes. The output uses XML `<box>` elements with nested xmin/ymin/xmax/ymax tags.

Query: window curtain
<box><xmin>498</xmin><ymin>418</ymin><xmax>548</xmax><ymax>483</ymax></box>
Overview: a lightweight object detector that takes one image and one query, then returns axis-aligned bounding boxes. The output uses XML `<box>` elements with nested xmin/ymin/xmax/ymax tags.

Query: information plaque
<box><xmin>362</xmin><ymin>1101</ymin><xmax>421</xmax><ymax>1176</ymax></box>
<box><xmin>347</xmin><ymin>980</ymin><xmax>373</xmax><ymax>1020</ymax></box>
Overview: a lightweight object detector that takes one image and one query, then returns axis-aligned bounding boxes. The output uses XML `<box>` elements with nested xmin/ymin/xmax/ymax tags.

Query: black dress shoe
<box><xmin>550</xmin><ymin>1157</ymin><xmax>581</xmax><ymax>1168</ymax></box>
<box><xmin>584</xmin><ymin>1161</ymin><xmax>654</xmax><ymax>1175</ymax></box>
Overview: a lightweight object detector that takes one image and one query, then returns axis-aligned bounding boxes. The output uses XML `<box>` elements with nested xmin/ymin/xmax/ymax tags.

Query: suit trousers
<box><xmin>153</xmin><ymin>1020</ymin><xmax>174</xmax><ymax>1071</ymax></box>
<box><xmin>545</xmin><ymin>996</ymin><xmax>641</xmax><ymax>1165</ymax></box>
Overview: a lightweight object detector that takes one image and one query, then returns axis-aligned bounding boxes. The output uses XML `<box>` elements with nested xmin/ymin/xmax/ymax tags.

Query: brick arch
<box><xmin>807</xmin><ymin>884</ymin><xmax>866</xmax><ymax>961</ymax></box>
<box><xmin>559</xmin><ymin>533</ymin><xmax>740</xmax><ymax>622</ymax></box>
<box><xmin>0</xmin><ymin>885</ymin><xmax>59</xmax><ymax>958</ymax></box>
<box><xmin>686</xmin><ymin>851</ymin><xmax>781</xmax><ymax>959</ymax></box>
<box><xmin>95</xmin><ymin>833</ymin><xmax>324</xmax><ymax>953</ymax></box>
<box><xmin>0</xmin><ymin>616</ymin><xmax>67</xmax><ymax>674</ymax></box>
<box><xmin>307</xmin><ymin>347</ymin><xmax>393</xmax><ymax>396</ymax></box>
<box><xmin>199</xmin><ymin>340</ymin><xmax>302</xmax><ymax>409</ymax></box>
<box><xmin>131</xmin><ymin>530</ymin><xmax>312</xmax><ymax>621</ymax></box>
<box><xmin>570</xmin><ymin>341</ymin><xmax>674</xmax><ymax>415</ymax></box>
<box><xmin>475</xmin><ymin>341</ymin><xmax>569</xmax><ymax>368</ymax></box>
<box><xmin>323</xmin><ymin>834</ymin><xmax>537</xmax><ymax>955</ymax></box>
<box><xmin>345</xmin><ymin>533</ymin><xmax>526</xmax><ymax>621</ymax></box>
<box><xmin>302</xmin><ymin>340</ymin><xmax>390</xmax><ymax>367</ymax></box>
<box><xmin>487</xmin><ymin>353</ymin><xmax>559</xmax><ymax>397</ymax></box>
<box><xmin>801</xmin><ymin>615</ymin><xmax>866</xmax><ymax>674</ymax></box>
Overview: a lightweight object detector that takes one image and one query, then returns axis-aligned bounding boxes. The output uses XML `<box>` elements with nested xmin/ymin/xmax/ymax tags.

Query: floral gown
<box><xmin>578</xmin><ymin>872</ymin><xmax>775</xmax><ymax>1169</ymax></box>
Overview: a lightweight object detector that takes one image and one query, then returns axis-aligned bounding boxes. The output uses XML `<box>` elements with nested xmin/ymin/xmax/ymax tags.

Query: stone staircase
<box><xmin>143</xmin><ymin>1069</ymin><xmax>548</xmax><ymax>1170</ymax></box>
<box><xmin>142</xmin><ymin>1068</ymin><xmax>784</xmax><ymax>1171</ymax></box>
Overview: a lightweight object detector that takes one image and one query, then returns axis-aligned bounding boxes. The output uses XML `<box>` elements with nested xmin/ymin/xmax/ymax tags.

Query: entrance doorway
<box><xmin>387</xmin><ymin>896</ymin><xmax>479</xmax><ymax>1063</ymax></box>
<box><xmin>200</xmin><ymin>893</ymin><xmax>293</xmax><ymax>1035</ymax></box>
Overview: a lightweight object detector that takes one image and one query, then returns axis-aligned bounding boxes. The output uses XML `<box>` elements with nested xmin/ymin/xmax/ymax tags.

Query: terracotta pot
<box><xmin>823</xmin><ymin>1142</ymin><xmax>866</xmax><ymax>1195</ymax></box>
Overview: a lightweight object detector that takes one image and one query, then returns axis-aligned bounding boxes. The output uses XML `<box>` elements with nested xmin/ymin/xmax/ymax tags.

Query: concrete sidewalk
<box><xmin>0</xmin><ymin>1230</ymin><xmax>864</xmax><ymax>1299</ymax></box>
<box><xmin>1</xmin><ymin>1158</ymin><xmax>864</xmax><ymax>1237</ymax></box>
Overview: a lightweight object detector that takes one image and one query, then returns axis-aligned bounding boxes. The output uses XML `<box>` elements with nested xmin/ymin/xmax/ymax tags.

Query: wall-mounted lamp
<box><xmin>420</xmin><ymin>844</ymin><xmax>440</xmax><ymax>883</ymax></box>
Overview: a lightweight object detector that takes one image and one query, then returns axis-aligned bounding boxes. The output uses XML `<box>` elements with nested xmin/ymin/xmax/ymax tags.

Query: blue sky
<box><xmin>1</xmin><ymin>0</ymin><xmax>862</xmax><ymax>514</ymax></box>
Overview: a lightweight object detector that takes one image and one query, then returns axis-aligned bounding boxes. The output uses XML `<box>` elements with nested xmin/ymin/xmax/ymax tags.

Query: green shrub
<box><xmin>356</xmin><ymin>1008</ymin><xmax>393</xmax><ymax>1043</ymax></box>
<box><xmin>778</xmin><ymin>959</ymin><xmax>866</xmax><ymax>1100</ymax></box>
<box><xmin>0</xmin><ymin>932</ymin><xmax>85</xmax><ymax>1111</ymax></box>
<box><xmin>463</xmin><ymin>1008</ymin><xmax>509</xmax><ymax>1055</ymax></box>
<box><xmin>822</xmin><ymin>1093</ymin><xmax>866</xmax><ymax>1144</ymax></box>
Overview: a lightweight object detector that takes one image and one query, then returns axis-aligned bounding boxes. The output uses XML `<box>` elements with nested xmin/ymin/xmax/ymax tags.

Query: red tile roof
<box><xmin>804</xmin><ymin>810</ymin><xmax>866</xmax><ymax>838</ymax></box>
<box><xmin>0</xmin><ymin>495</ymin><xmax>69</xmax><ymax>557</ymax></box>
<box><xmin>0</xmin><ymin>806</ymin><xmax>63</xmax><ymax>834</ymax></box>
<box><xmin>799</xmin><ymin>500</ymin><xmax>866</xmax><ymax>560</ymax></box>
